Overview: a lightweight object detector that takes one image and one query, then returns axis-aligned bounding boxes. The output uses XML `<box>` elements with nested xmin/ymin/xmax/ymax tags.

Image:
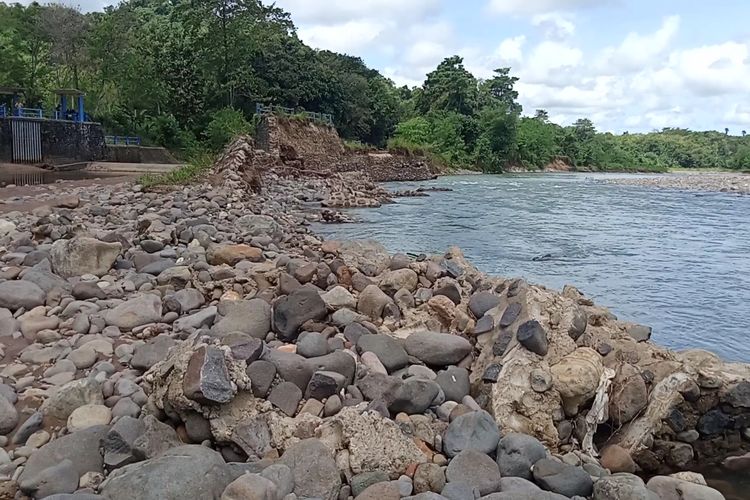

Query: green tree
<box><xmin>417</xmin><ymin>56</ymin><xmax>478</xmax><ymax>116</ymax></box>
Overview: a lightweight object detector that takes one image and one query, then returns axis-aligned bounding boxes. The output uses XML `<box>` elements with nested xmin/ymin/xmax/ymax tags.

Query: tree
<box><xmin>417</xmin><ymin>56</ymin><xmax>478</xmax><ymax>116</ymax></box>
<box><xmin>743</xmin><ymin>130</ymin><xmax>747</xmax><ymax>137</ymax></box>
<box><xmin>479</xmin><ymin>67</ymin><xmax>521</xmax><ymax>115</ymax></box>
<box><xmin>534</xmin><ymin>109</ymin><xmax>550</xmax><ymax>122</ymax></box>
<box><xmin>725</xmin><ymin>127</ymin><xmax>729</xmax><ymax>136</ymax></box>
<box><xmin>42</xmin><ymin>4</ymin><xmax>90</xmax><ymax>89</ymax></box>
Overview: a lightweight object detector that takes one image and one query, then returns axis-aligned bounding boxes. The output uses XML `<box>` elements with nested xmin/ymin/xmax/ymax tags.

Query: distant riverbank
<box><xmin>601</xmin><ymin>172</ymin><xmax>750</xmax><ymax>194</ymax></box>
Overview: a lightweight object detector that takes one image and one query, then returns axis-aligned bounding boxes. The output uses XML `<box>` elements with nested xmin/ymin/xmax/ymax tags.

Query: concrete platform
<box><xmin>87</xmin><ymin>162</ymin><xmax>182</xmax><ymax>173</ymax></box>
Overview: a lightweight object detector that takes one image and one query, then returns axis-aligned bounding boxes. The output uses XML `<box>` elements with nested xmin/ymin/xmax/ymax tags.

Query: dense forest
<box><xmin>2</xmin><ymin>0</ymin><xmax>749</xmax><ymax>172</ymax></box>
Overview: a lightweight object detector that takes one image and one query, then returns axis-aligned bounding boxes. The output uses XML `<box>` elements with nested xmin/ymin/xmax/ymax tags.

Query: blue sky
<box><xmin>23</xmin><ymin>0</ymin><xmax>750</xmax><ymax>133</ymax></box>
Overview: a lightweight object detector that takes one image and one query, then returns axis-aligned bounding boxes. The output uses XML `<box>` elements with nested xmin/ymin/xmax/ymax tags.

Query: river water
<box><xmin>315</xmin><ymin>173</ymin><xmax>750</xmax><ymax>363</ymax></box>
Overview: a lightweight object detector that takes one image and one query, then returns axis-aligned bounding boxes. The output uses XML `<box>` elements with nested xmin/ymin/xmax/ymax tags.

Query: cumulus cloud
<box><xmin>488</xmin><ymin>0</ymin><xmax>607</xmax><ymax>16</ymax></box>
<box><xmin>298</xmin><ymin>21</ymin><xmax>387</xmax><ymax>53</ymax></box>
<box><xmin>599</xmin><ymin>15</ymin><xmax>680</xmax><ymax>72</ymax></box>
<box><xmin>274</xmin><ymin>0</ymin><xmax>440</xmax><ymax>25</ymax></box>
<box><xmin>531</xmin><ymin>12</ymin><xmax>576</xmax><ymax>39</ymax></box>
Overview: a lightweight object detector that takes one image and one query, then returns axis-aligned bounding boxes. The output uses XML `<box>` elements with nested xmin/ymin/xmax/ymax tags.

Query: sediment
<box><xmin>602</xmin><ymin>173</ymin><xmax>750</xmax><ymax>194</ymax></box>
<box><xmin>0</xmin><ymin>135</ymin><xmax>747</xmax><ymax>500</ymax></box>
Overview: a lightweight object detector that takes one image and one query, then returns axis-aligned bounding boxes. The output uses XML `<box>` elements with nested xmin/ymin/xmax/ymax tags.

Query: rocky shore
<box><xmin>602</xmin><ymin>173</ymin><xmax>750</xmax><ymax>194</ymax></box>
<box><xmin>0</xmin><ymin>137</ymin><xmax>748</xmax><ymax>500</ymax></box>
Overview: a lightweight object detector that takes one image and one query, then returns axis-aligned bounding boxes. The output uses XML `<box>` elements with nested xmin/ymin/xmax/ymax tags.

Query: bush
<box><xmin>203</xmin><ymin>108</ymin><xmax>252</xmax><ymax>152</ymax></box>
<box><xmin>137</xmin><ymin>148</ymin><xmax>215</xmax><ymax>188</ymax></box>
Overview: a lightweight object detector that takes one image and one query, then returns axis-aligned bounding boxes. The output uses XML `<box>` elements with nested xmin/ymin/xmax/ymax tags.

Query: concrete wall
<box><xmin>105</xmin><ymin>145</ymin><xmax>178</xmax><ymax>164</ymax></box>
<box><xmin>0</xmin><ymin>117</ymin><xmax>107</xmax><ymax>164</ymax></box>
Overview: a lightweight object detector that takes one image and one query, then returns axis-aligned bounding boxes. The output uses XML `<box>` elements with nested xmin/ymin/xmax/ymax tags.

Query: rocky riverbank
<box><xmin>602</xmin><ymin>173</ymin><xmax>750</xmax><ymax>194</ymax></box>
<box><xmin>0</xmin><ymin>138</ymin><xmax>747</xmax><ymax>500</ymax></box>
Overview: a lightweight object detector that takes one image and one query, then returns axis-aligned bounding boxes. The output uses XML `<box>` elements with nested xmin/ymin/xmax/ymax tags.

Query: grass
<box><xmin>667</xmin><ymin>167</ymin><xmax>738</xmax><ymax>173</ymax></box>
<box><xmin>137</xmin><ymin>149</ymin><xmax>215</xmax><ymax>188</ymax></box>
<box><xmin>343</xmin><ymin>139</ymin><xmax>372</xmax><ymax>152</ymax></box>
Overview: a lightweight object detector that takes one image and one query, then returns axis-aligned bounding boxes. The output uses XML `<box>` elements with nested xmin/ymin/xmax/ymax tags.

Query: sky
<box><xmin>21</xmin><ymin>0</ymin><xmax>750</xmax><ymax>133</ymax></box>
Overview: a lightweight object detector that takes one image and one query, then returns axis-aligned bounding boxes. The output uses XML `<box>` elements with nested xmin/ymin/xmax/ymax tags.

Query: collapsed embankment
<box><xmin>0</xmin><ymin>137</ymin><xmax>746</xmax><ymax>499</ymax></box>
<box><xmin>255</xmin><ymin>115</ymin><xmax>438</xmax><ymax>182</ymax></box>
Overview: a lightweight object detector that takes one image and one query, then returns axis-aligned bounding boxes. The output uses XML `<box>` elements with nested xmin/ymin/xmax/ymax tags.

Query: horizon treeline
<box><xmin>2</xmin><ymin>0</ymin><xmax>749</xmax><ymax>171</ymax></box>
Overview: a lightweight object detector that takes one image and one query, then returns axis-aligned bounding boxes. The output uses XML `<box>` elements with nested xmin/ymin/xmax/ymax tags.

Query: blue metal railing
<box><xmin>0</xmin><ymin>105</ymin><xmax>5</xmax><ymax>118</ymax></box>
<box><xmin>105</xmin><ymin>135</ymin><xmax>142</xmax><ymax>146</ymax></box>
<box><xmin>255</xmin><ymin>103</ymin><xmax>333</xmax><ymax>125</ymax></box>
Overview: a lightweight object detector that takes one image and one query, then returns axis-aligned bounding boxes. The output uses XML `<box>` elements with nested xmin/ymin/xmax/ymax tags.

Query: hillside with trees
<box><xmin>1</xmin><ymin>0</ymin><xmax>749</xmax><ymax>172</ymax></box>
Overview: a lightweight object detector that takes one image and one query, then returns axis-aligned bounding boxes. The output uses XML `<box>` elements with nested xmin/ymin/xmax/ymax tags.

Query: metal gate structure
<box><xmin>11</xmin><ymin>118</ymin><xmax>42</xmax><ymax>163</ymax></box>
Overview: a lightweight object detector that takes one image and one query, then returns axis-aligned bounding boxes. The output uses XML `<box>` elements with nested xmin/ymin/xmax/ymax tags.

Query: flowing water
<box><xmin>315</xmin><ymin>173</ymin><xmax>750</xmax><ymax>363</ymax></box>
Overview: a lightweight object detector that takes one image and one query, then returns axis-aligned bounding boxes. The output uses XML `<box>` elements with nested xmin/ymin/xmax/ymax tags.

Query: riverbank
<box><xmin>602</xmin><ymin>172</ymin><xmax>750</xmax><ymax>194</ymax></box>
<box><xmin>0</xmin><ymin>144</ymin><xmax>746</xmax><ymax>499</ymax></box>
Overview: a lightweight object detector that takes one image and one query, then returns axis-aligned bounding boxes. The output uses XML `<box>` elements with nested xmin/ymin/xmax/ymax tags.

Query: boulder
<box><xmin>445</xmin><ymin>450</ymin><xmax>502</xmax><ymax>495</ymax></box>
<box><xmin>380</xmin><ymin>269</ymin><xmax>419</xmax><ymax>295</ymax></box>
<box><xmin>212</xmin><ymin>299</ymin><xmax>271</xmax><ymax>339</ymax></box>
<box><xmin>516</xmin><ymin>320</ymin><xmax>548</xmax><ymax>356</ymax></box>
<box><xmin>104</xmin><ymin>294</ymin><xmax>162</xmax><ymax>330</ymax></box>
<box><xmin>443</xmin><ymin>410</ymin><xmax>501</xmax><ymax>458</ymax></box>
<box><xmin>280</xmin><ymin>439</ymin><xmax>341</xmax><ymax>500</ymax></box>
<box><xmin>357</xmin><ymin>334</ymin><xmax>409</xmax><ymax>373</ymax></box>
<box><xmin>67</xmin><ymin>404</ymin><xmax>112</xmax><ymax>432</ymax></box>
<box><xmin>99</xmin><ymin>445</ymin><xmax>234</xmax><ymax>500</ymax></box>
<box><xmin>338</xmin><ymin>240</ymin><xmax>391</xmax><ymax>277</ymax></box>
<box><xmin>273</xmin><ymin>287</ymin><xmax>327</xmax><ymax>341</ymax></box>
<box><xmin>0</xmin><ymin>394</ymin><xmax>18</xmax><ymax>435</ymax></box>
<box><xmin>495</xmin><ymin>433</ymin><xmax>547</xmax><ymax>480</ymax></box>
<box><xmin>593</xmin><ymin>473</ymin><xmax>655</xmax><ymax>500</ymax></box>
<box><xmin>435</xmin><ymin>367</ymin><xmax>470</xmax><ymax>403</ymax></box>
<box><xmin>646</xmin><ymin>475</ymin><xmax>725</xmax><ymax>500</ymax></box>
<box><xmin>389</xmin><ymin>378</ymin><xmax>440</xmax><ymax>415</ymax></box>
<box><xmin>468</xmin><ymin>292</ymin><xmax>501</xmax><ymax>319</ymax></box>
<box><xmin>0</xmin><ymin>280</ymin><xmax>46</xmax><ymax>311</ymax></box>
<box><xmin>600</xmin><ymin>445</ymin><xmax>636</xmax><ymax>473</ymax></box>
<box><xmin>321</xmin><ymin>286</ymin><xmax>357</xmax><ymax>310</ymax></box>
<box><xmin>207</xmin><ymin>244</ymin><xmax>263</xmax><ymax>266</ymax></box>
<box><xmin>550</xmin><ymin>348</ymin><xmax>604</xmax><ymax>416</ymax></box>
<box><xmin>532</xmin><ymin>459</ymin><xmax>593</xmax><ymax>498</ymax></box>
<box><xmin>41</xmin><ymin>377</ymin><xmax>103</xmax><ymax>420</ymax></box>
<box><xmin>221</xmin><ymin>473</ymin><xmax>278</xmax><ymax>500</ymax></box>
<box><xmin>609</xmin><ymin>363</ymin><xmax>648</xmax><ymax>426</ymax></box>
<box><xmin>50</xmin><ymin>237</ymin><xmax>121</xmax><ymax>278</ymax></box>
<box><xmin>404</xmin><ymin>332</ymin><xmax>472</xmax><ymax>366</ymax></box>
<box><xmin>358</xmin><ymin>285</ymin><xmax>395</xmax><ymax>319</ymax></box>
<box><xmin>183</xmin><ymin>346</ymin><xmax>235</xmax><ymax>404</ymax></box>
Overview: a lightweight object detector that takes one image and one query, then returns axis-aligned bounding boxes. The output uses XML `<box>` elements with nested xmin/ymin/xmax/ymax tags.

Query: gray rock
<box><xmin>72</xmin><ymin>282</ymin><xmax>107</xmax><ymax>301</ymax></box>
<box><xmin>338</xmin><ymin>240</ymin><xmax>390</xmax><ymax>277</ymax></box>
<box><xmin>490</xmin><ymin>477</ymin><xmax>571</xmax><ymax>500</ymax></box>
<box><xmin>222</xmin><ymin>333</ymin><xmax>264</xmax><ymax>362</ymax></box>
<box><xmin>435</xmin><ymin>367</ymin><xmax>470</xmax><ymax>403</ymax></box>
<box><xmin>443</xmin><ymin>410</ymin><xmax>501</xmax><ymax>458</ymax></box>
<box><xmin>130</xmin><ymin>335</ymin><xmax>177</xmax><ymax>371</ymax></box>
<box><xmin>41</xmin><ymin>377</ymin><xmax>103</xmax><ymax>420</ymax></box>
<box><xmin>297</xmin><ymin>332</ymin><xmax>330</xmax><ymax>358</ymax></box>
<box><xmin>261</xmin><ymin>463</ymin><xmax>295</xmax><ymax>497</ymax></box>
<box><xmin>167</xmin><ymin>288</ymin><xmax>205</xmax><ymax>313</ymax></box>
<box><xmin>12</xmin><ymin>411</ymin><xmax>44</xmax><ymax>444</ymax></box>
<box><xmin>357</xmin><ymin>334</ymin><xmax>409</xmax><ymax>373</ymax></box>
<box><xmin>413</xmin><ymin>463</ymin><xmax>446</xmax><ymax>494</ymax></box>
<box><xmin>100</xmin><ymin>445</ymin><xmax>234</xmax><ymax>500</ymax></box>
<box><xmin>184</xmin><ymin>412</ymin><xmax>213</xmax><ymax>443</ymax></box>
<box><xmin>173</xmin><ymin>306</ymin><xmax>217</xmax><ymax>331</ymax></box>
<box><xmin>104</xmin><ymin>294</ymin><xmax>162</xmax><ymax>330</ymax></box>
<box><xmin>445</xmin><ymin>450</ymin><xmax>502</xmax><ymax>495</ymax></box>
<box><xmin>132</xmin><ymin>415</ymin><xmax>182</xmax><ymax>460</ymax></box>
<box><xmin>468</xmin><ymin>292</ymin><xmax>501</xmax><ymax>319</ymax></box>
<box><xmin>23</xmin><ymin>260</ymin><xmax>72</xmax><ymax>293</ymax></box>
<box><xmin>495</xmin><ymin>433</ymin><xmax>547</xmax><ymax>480</ymax></box>
<box><xmin>646</xmin><ymin>475</ymin><xmax>724</xmax><ymax>500</ymax></box>
<box><xmin>306</xmin><ymin>351</ymin><xmax>356</xmax><ymax>386</ymax></box>
<box><xmin>247</xmin><ymin>360</ymin><xmax>276</xmax><ymax>398</ymax></box>
<box><xmin>357</xmin><ymin>285</ymin><xmax>395</xmax><ymax>319</ymax></box>
<box><xmin>532</xmin><ymin>458</ymin><xmax>593</xmax><ymax>498</ymax></box>
<box><xmin>18</xmin><ymin>425</ymin><xmax>108</xmax><ymax>495</ymax></box>
<box><xmin>499</xmin><ymin>302</ymin><xmax>522</xmax><ymax>328</ymax></box>
<box><xmin>262</xmin><ymin>350</ymin><xmax>313</xmax><ymax>390</ymax></box>
<box><xmin>50</xmin><ymin>237</ymin><xmax>121</xmax><ymax>277</ymax></box>
<box><xmin>627</xmin><ymin>324</ymin><xmax>652</xmax><ymax>342</ymax></box>
<box><xmin>182</xmin><ymin>346</ymin><xmax>234</xmax><ymax>404</ymax></box>
<box><xmin>212</xmin><ymin>299</ymin><xmax>271</xmax><ymax>339</ymax></box>
<box><xmin>593</xmin><ymin>473</ymin><xmax>655</xmax><ymax>500</ymax></box>
<box><xmin>516</xmin><ymin>320</ymin><xmax>548</xmax><ymax>356</ymax></box>
<box><xmin>273</xmin><ymin>287</ymin><xmax>327</xmax><ymax>341</ymax></box>
<box><xmin>441</xmin><ymin>482</ymin><xmax>478</xmax><ymax>500</ymax></box>
<box><xmin>0</xmin><ymin>280</ymin><xmax>46</xmax><ymax>311</ymax></box>
<box><xmin>102</xmin><ymin>416</ymin><xmax>146</xmax><ymax>469</ymax></box>
<box><xmin>306</xmin><ymin>371</ymin><xmax>347</xmax><ymax>400</ymax></box>
<box><xmin>403</xmin><ymin>332</ymin><xmax>472</xmax><ymax>366</ymax></box>
<box><xmin>389</xmin><ymin>378</ymin><xmax>440</xmax><ymax>415</ymax></box>
<box><xmin>280</xmin><ymin>439</ymin><xmax>341</xmax><ymax>500</ymax></box>
<box><xmin>351</xmin><ymin>471</ymin><xmax>390</xmax><ymax>497</ymax></box>
<box><xmin>19</xmin><ymin>458</ymin><xmax>78</xmax><ymax>498</ymax></box>
<box><xmin>268</xmin><ymin>381</ymin><xmax>303</xmax><ymax>416</ymax></box>
<box><xmin>343</xmin><ymin>322</ymin><xmax>370</xmax><ymax>344</ymax></box>
<box><xmin>0</xmin><ymin>394</ymin><xmax>18</xmax><ymax>435</ymax></box>
<box><xmin>221</xmin><ymin>473</ymin><xmax>279</xmax><ymax>500</ymax></box>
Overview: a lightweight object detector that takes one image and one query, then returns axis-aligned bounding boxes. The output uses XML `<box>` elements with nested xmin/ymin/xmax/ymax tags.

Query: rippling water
<box><xmin>315</xmin><ymin>173</ymin><xmax>750</xmax><ymax>362</ymax></box>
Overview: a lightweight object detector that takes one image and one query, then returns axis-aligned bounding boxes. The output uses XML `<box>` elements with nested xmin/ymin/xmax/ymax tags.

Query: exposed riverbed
<box><xmin>315</xmin><ymin>173</ymin><xmax>750</xmax><ymax>362</ymax></box>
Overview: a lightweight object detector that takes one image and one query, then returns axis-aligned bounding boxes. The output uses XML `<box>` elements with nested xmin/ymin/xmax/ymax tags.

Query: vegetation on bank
<box><xmin>2</xmin><ymin>0</ymin><xmax>749</xmax><ymax>174</ymax></box>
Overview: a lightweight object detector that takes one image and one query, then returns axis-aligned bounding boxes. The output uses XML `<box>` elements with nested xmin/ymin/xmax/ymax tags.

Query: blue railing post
<box><xmin>77</xmin><ymin>95</ymin><xmax>85</xmax><ymax>123</ymax></box>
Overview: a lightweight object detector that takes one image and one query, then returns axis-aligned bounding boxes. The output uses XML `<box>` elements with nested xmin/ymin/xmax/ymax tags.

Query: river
<box><xmin>315</xmin><ymin>173</ymin><xmax>750</xmax><ymax>363</ymax></box>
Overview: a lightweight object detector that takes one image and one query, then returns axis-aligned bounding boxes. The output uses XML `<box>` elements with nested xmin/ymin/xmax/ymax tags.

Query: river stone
<box><xmin>338</xmin><ymin>240</ymin><xmax>390</xmax><ymax>277</ymax></box>
<box><xmin>297</xmin><ymin>331</ymin><xmax>330</xmax><ymax>358</ymax></box>
<box><xmin>351</xmin><ymin>471</ymin><xmax>390</xmax><ymax>497</ymax></box>
<box><xmin>306</xmin><ymin>351</ymin><xmax>357</xmax><ymax>385</ymax></box>
<box><xmin>389</xmin><ymin>378</ymin><xmax>440</xmax><ymax>415</ymax></box>
<box><xmin>306</xmin><ymin>371</ymin><xmax>347</xmax><ymax>400</ymax></box>
<box><xmin>380</xmin><ymin>269</ymin><xmax>419</xmax><ymax>294</ymax></box>
<box><xmin>41</xmin><ymin>377</ymin><xmax>103</xmax><ymax>420</ymax></box>
<box><xmin>168</xmin><ymin>288</ymin><xmax>205</xmax><ymax>313</ymax></box>
<box><xmin>516</xmin><ymin>320</ymin><xmax>548</xmax><ymax>356</ymax></box>
<box><xmin>102</xmin><ymin>417</ymin><xmax>145</xmax><ymax>469</ymax></box>
<box><xmin>18</xmin><ymin>425</ymin><xmax>108</xmax><ymax>495</ymax></box>
<box><xmin>593</xmin><ymin>473</ymin><xmax>655</xmax><ymax>500</ymax></box>
<box><xmin>262</xmin><ymin>350</ymin><xmax>313</xmax><ymax>390</ymax></box>
<box><xmin>67</xmin><ymin>404</ymin><xmax>112</xmax><ymax>432</ymax></box>
<box><xmin>268</xmin><ymin>381</ymin><xmax>302</xmax><ymax>416</ymax></box>
<box><xmin>183</xmin><ymin>346</ymin><xmax>234</xmax><ymax>404</ymax></box>
<box><xmin>100</xmin><ymin>445</ymin><xmax>234</xmax><ymax>500</ymax></box>
<box><xmin>236</xmin><ymin>214</ymin><xmax>282</xmax><ymax>240</ymax></box>
<box><xmin>50</xmin><ymin>237</ymin><xmax>122</xmax><ymax>278</ymax></box>
<box><xmin>443</xmin><ymin>410</ymin><xmax>501</xmax><ymax>458</ymax></box>
<box><xmin>357</xmin><ymin>334</ymin><xmax>409</xmax><ymax>373</ymax></box>
<box><xmin>211</xmin><ymin>299</ymin><xmax>272</xmax><ymax>339</ymax></box>
<box><xmin>609</xmin><ymin>363</ymin><xmax>648</xmax><ymax>426</ymax></box>
<box><xmin>413</xmin><ymin>463</ymin><xmax>446</xmax><ymax>494</ymax></box>
<box><xmin>445</xmin><ymin>450</ymin><xmax>502</xmax><ymax>495</ymax></box>
<box><xmin>403</xmin><ymin>332</ymin><xmax>472</xmax><ymax>366</ymax></box>
<box><xmin>600</xmin><ymin>445</ymin><xmax>636</xmax><ymax>473</ymax></box>
<box><xmin>495</xmin><ymin>433</ymin><xmax>547</xmax><ymax>479</ymax></box>
<box><xmin>104</xmin><ymin>294</ymin><xmax>162</xmax><ymax>330</ymax></box>
<box><xmin>532</xmin><ymin>459</ymin><xmax>593</xmax><ymax>498</ymax></box>
<box><xmin>280</xmin><ymin>439</ymin><xmax>341</xmax><ymax>500</ymax></box>
<box><xmin>207</xmin><ymin>243</ymin><xmax>263</xmax><ymax>266</ymax></box>
<box><xmin>697</xmin><ymin>409</ymin><xmax>733</xmax><ymax>436</ymax></box>
<box><xmin>435</xmin><ymin>367</ymin><xmax>470</xmax><ymax>402</ymax></box>
<box><xmin>221</xmin><ymin>473</ymin><xmax>278</xmax><ymax>500</ymax></box>
<box><xmin>19</xmin><ymin>458</ymin><xmax>79</xmax><ymax>498</ymax></box>
<box><xmin>130</xmin><ymin>334</ymin><xmax>177</xmax><ymax>371</ymax></box>
<box><xmin>0</xmin><ymin>394</ymin><xmax>18</xmax><ymax>435</ymax></box>
<box><xmin>646</xmin><ymin>475</ymin><xmax>724</xmax><ymax>500</ymax></box>
<box><xmin>247</xmin><ymin>360</ymin><xmax>276</xmax><ymax>397</ymax></box>
<box><xmin>273</xmin><ymin>286</ymin><xmax>327</xmax><ymax>341</ymax></box>
<box><xmin>0</xmin><ymin>280</ymin><xmax>46</xmax><ymax>311</ymax></box>
<box><xmin>358</xmin><ymin>284</ymin><xmax>395</xmax><ymax>319</ymax></box>
<box><xmin>468</xmin><ymin>292</ymin><xmax>501</xmax><ymax>319</ymax></box>
<box><xmin>499</xmin><ymin>302</ymin><xmax>522</xmax><ymax>328</ymax></box>
<box><xmin>222</xmin><ymin>334</ymin><xmax>264</xmax><ymax>362</ymax></box>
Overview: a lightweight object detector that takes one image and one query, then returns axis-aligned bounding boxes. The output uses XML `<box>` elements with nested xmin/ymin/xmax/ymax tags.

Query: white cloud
<box><xmin>725</xmin><ymin>104</ymin><xmax>750</xmax><ymax>127</ymax></box>
<box><xmin>599</xmin><ymin>15</ymin><xmax>680</xmax><ymax>72</ymax></box>
<box><xmin>495</xmin><ymin>36</ymin><xmax>526</xmax><ymax>64</ymax></box>
<box><xmin>299</xmin><ymin>21</ymin><xmax>387</xmax><ymax>53</ymax></box>
<box><xmin>531</xmin><ymin>12</ymin><xmax>576</xmax><ymax>39</ymax></box>
<box><xmin>274</xmin><ymin>0</ymin><xmax>440</xmax><ymax>25</ymax></box>
<box><xmin>488</xmin><ymin>0</ymin><xmax>606</xmax><ymax>16</ymax></box>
